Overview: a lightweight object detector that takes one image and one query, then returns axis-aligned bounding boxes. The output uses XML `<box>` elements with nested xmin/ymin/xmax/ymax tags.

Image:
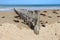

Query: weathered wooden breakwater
<box><xmin>14</xmin><ymin>8</ymin><xmax>40</xmax><ymax>35</ymax></box>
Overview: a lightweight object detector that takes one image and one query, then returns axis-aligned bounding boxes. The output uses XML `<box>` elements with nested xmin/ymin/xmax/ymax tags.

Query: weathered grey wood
<box><xmin>33</xmin><ymin>10</ymin><xmax>40</xmax><ymax>35</ymax></box>
<box><xmin>14</xmin><ymin>8</ymin><xmax>40</xmax><ymax>35</ymax></box>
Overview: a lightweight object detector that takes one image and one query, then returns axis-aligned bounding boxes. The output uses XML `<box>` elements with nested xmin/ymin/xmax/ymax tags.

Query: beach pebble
<box><xmin>55</xmin><ymin>13</ymin><xmax>59</xmax><ymax>14</ymax></box>
<box><xmin>40</xmin><ymin>13</ymin><xmax>46</xmax><ymax>16</ymax></box>
<box><xmin>41</xmin><ymin>24</ymin><xmax>45</xmax><ymax>27</ymax></box>
<box><xmin>55</xmin><ymin>33</ymin><xmax>57</xmax><ymax>36</ymax></box>
<box><xmin>45</xmin><ymin>21</ymin><xmax>48</xmax><ymax>23</ymax></box>
<box><xmin>41</xmin><ymin>23</ymin><xmax>44</xmax><ymax>24</ymax></box>
<box><xmin>53</xmin><ymin>11</ymin><xmax>58</xmax><ymax>14</ymax></box>
<box><xmin>43</xmin><ymin>11</ymin><xmax>47</xmax><ymax>12</ymax></box>
<box><xmin>1</xmin><ymin>16</ymin><xmax>5</xmax><ymax>18</ymax></box>
<box><xmin>56</xmin><ymin>9</ymin><xmax>59</xmax><ymax>11</ymax></box>
<box><xmin>13</xmin><ymin>20</ymin><xmax>19</xmax><ymax>23</ymax></box>
<box><xmin>58</xmin><ymin>22</ymin><xmax>60</xmax><ymax>23</ymax></box>
<box><xmin>53</xmin><ymin>11</ymin><xmax>56</xmax><ymax>13</ymax></box>
<box><xmin>57</xmin><ymin>16</ymin><xmax>60</xmax><ymax>17</ymax></box>
<box><xmin>14</xmin><ymin>16</ymin><xmax>20</xmax><ymax>18</ymax></box>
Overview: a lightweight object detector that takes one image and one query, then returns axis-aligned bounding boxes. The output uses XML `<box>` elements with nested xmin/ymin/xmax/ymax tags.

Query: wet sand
<box><xmin>0</xmin><ymin>9</ymin><xmax>60</xmax><ymax>40</ymax></box>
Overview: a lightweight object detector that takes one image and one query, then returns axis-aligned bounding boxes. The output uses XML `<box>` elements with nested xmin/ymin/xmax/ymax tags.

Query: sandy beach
<box><xmin>0</xmin><ymin>9</ymin><xmax>60</xmax><ymax>40</ymax></box>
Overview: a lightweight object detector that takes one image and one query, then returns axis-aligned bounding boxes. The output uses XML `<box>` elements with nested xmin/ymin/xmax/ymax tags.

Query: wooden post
<box><xmin>34</xmin><ymin>10</ymin><xmax>40</xmax><ymax>35</ymax></box>
<box><xmin>37</xmin><ymin>11</ymin><xmax>40</xmax><ymax>26</ymax></box>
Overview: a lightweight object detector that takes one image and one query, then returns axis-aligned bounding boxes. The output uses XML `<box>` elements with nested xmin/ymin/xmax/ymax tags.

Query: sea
<box><xmin>0</xmin><ymin>4</ymin><xmax>60</xmax><ymax>12</ymax></box>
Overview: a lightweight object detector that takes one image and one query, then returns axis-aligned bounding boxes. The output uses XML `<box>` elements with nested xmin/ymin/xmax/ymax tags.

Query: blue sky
<box><xmin>0</xmin><ymin>0</ymin><xmax>60</xmax><ymax>4</ymax></box>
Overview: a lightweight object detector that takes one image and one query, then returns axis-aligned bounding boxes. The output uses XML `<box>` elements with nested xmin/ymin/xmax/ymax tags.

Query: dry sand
<box><xmin>0</xmin><ymin>10</ymin><xmax>60</xmax><ymax>40</ymax></box>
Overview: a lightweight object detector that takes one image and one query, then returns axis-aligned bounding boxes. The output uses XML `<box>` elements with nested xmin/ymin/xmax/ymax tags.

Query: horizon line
<box><xmin>0</xmin><ymin>4</ymin><xmax>60</xmax><ymax>6</ymax></box>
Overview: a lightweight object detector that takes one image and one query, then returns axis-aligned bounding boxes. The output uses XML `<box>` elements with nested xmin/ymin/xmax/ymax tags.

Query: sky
<box><xmin>0</xmin><ymin>0</ymin><xmax>60</xmax><ymax>5</ymax></box>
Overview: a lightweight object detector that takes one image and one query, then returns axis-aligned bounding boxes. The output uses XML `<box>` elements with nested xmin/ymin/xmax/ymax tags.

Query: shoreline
<box><xmin>0</xmin><ymin>7</ymin><xmax>60</xmax><ymax>12</ymax></box>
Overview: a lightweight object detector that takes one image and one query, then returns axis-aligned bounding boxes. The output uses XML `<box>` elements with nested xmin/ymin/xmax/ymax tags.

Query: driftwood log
<box><xmin>14</xmin><ymin>8</ymin><xmax>40</xmax><ymax>35</ymax></box>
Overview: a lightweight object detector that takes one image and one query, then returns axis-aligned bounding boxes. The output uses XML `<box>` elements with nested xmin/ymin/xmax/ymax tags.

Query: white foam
<box><xmin>0</xmin><ymin>7</ymin><xmax>60</xmax><ymax>12</ymax></box>
<box><xmin>0</xmin><ymin>8</ymin><xmax>13</xmax><ymax>12</ymax></box>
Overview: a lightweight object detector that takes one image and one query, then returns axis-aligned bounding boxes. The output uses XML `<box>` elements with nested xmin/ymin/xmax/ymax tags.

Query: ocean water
<box><xmin>0</xmin><ymin>5</ymin><xmax>60</xmax><ymax>11</ymax></box>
